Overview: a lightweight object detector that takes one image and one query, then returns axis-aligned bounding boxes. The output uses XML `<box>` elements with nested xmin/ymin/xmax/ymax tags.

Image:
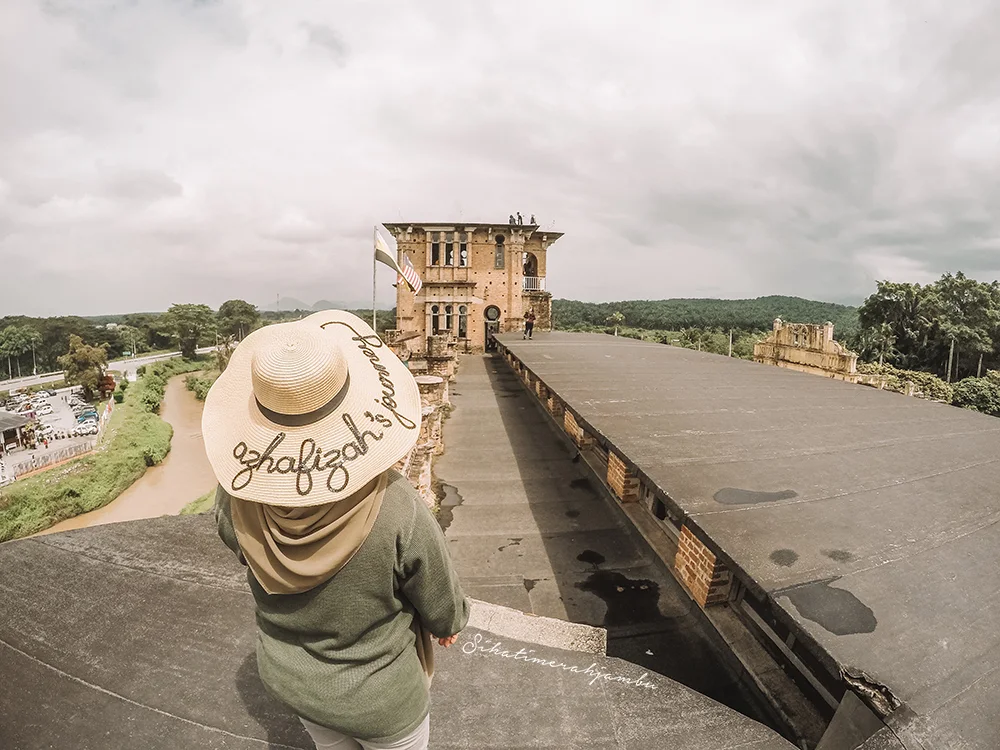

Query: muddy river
<box><xmin>37</xmin><ymin>375</ymin><xmax>217</xmax><ymax>535</ymax></box>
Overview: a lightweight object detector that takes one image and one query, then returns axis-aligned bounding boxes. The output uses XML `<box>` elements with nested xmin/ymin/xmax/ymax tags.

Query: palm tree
<box><xmin>606</xmin><ymin>311</ymin><xmax>625</xmax><ymax>337</ymax></box>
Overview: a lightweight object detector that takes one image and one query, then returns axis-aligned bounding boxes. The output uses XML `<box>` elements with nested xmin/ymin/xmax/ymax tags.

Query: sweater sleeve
<box><xmin>214</xmin><ymin>486</ymin><xmax>247</xmax><ymax>566</ymax></box>
<box><xmin>398</xmin><ymin>496</ymin><xmax>470</xmax><ymax>638</ymax></box>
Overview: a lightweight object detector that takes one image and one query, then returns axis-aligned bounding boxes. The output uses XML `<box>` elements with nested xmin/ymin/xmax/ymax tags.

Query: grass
<box><xmin>0</xmin><ymin>357</ymin><xmax>208</xmax><ymax>541</ymax></box>
<box><xmin>180</xmin><ymin>488</ymin><xmax>217</xmax><ymax>515</ymax></box>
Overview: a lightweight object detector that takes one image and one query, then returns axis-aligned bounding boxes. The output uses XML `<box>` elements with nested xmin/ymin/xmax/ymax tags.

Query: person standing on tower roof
<box><xmin>203</xmin><ymin>311</ymin><xmax>469</xmax><ymax>750</ymax></box>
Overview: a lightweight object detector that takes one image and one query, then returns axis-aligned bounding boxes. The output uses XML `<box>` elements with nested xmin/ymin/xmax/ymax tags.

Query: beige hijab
<box><xmin>229</xmin><ymin>471</ymin><xmax>433</xmax><ymax>681</ymax></box>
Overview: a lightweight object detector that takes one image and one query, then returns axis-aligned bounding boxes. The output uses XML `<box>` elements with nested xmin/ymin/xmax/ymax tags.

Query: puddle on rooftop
<box><xmin>435</xmin><ymin>483</ymin><xmax>464</xmax><ymax>533</ymax></box>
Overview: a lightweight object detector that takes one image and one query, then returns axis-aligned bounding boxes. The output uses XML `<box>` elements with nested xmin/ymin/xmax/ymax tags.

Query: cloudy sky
<box><xmin>2</xmin><ymin>0</ymin><xmax>999</xmax><ymax>316</ymax></box>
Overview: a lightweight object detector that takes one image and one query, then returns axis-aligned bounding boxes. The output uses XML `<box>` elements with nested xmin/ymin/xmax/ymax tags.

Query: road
<box><xmin>0</xmin><ymin>347</ymin><xmax>217</xmax><ymax>390</ymax></box>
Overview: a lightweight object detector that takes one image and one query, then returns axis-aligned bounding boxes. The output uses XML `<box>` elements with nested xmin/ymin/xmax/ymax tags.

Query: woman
<box><xmin>203</xmin><ymin>310</ymin><xmax>469</xmax><ymax>750</ymax></box>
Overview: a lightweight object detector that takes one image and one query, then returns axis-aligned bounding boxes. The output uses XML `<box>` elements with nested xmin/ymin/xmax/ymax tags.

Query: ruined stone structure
<box><xmin>382</xmin><ymin>221</ymin><xmax>563</xmax><ymax>354</ymax></box>
<box><xmin>754</xmin><ymin>319</ymin><xmax>858</xmax><ymax>382</ymax></box>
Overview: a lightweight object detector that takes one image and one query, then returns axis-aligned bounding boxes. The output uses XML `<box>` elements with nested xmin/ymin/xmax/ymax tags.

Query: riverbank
<box><xmin>37</xmin><ymin>375</ymin><xmax>217</xmax><ymax>535</ymax></box>
<box><xmin>0</xmin><ymin>358</ymin><xmax>206</xmax><ymax>541</ymax></box>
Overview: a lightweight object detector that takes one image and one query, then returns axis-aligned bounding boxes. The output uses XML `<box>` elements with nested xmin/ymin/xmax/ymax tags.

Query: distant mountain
<box><xmin>256</xmin><ymin>297</ymin><xmax>313</xmax><ymax>313</ymax></box>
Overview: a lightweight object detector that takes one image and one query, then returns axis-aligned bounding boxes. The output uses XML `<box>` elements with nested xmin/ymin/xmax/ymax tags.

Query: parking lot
<box><xmin>0</xmin><ymin>389</ymin><xmax>102</xmax><ymax>480</ymax></box>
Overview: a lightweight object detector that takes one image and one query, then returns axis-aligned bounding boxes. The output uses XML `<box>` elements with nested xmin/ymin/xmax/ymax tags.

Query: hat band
<box><xmin>255</xmin><ymin>373</ymin><xmax>351</xmax><ymax>427</ymax></box>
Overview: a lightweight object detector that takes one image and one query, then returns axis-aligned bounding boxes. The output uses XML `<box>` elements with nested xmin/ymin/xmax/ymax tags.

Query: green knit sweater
<box><xmin>215</xmin><ymin>469</ymin><xmax>469</xmax><ymax>743</ymax></box>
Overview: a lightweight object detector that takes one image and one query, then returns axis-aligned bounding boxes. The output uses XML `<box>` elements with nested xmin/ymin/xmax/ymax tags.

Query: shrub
<box><xmin>136</xmin><ymin>365</ymin><xmax>147</xmax><ymax>377</ymax></box>
<box><xmin>113</xmin><ymin>391</ymin><xmax>124</xmax><ymax>404</ymax></box>
<box><xmin>856</xmin><ymin>362</ymin><xmax>953</xmax><ymax>402</ymax></box>
<box><xmin>184</xmin><ymin>370</ymin><xmax>219</xmax><ymax>401</ymax></box>
<box><xmin>952</xmin><ymin>374</ymin><xmax>1000</xmax><ymax>415</ymax></box>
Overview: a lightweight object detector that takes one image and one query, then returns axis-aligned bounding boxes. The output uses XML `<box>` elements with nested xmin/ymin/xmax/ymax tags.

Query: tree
<box><xmin>0</xmin><ymin>327</ymin><xmax>16</xmax><ymax>379</ymax></box>
<box><xmin>217</xmin><ymin>299</ymin><xmax>260</xmax><ymax>341</ymax></box>
<box><xmin>116</xmin><ymin>325</ymin><xmax>147</xmax><ymax>357</ymax></box>
<box><xmin>162</xmin><ymin>304</ymin><xmax>214</xmax><ymax>359</ymax></box>
<box><xmin>922</xmin><ymin>273</ymin><xmax>1000</xmax><ymax>381</ymax></box>
<box><xmin>215</xmin><ymin>334</ymin><xmax>237</xmax><ymax>372</ymax></box>
<box><xmin>0</xmin><ymin>325</ymin><xmax>31</xmax><ymax>378</ymax></box>
<box><xmin>856</xmin><ymin>322</ymin><xmax>898</xmax><ymax>366</ymax></box>
<box><xmin>857</xmin><ymin>281</ymin><xmax>929</xmax><ymax>370</ymax></box>
<box><xmin>58</xmin><ymin>335</ymin><xmax>108</xmax><ymax>400</ymax></box>
<box><xmin>606</xmin><ymin>311</ymin><xmax>625</xmax><ymax>337</ymax></box>
<box><xmin>22</xmin><ymin>326</ymin><xmax>43</xmax><ymax>375</ymax></box>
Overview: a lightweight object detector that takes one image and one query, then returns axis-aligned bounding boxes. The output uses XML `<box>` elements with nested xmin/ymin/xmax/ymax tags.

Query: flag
<box><xmin>373</xmin><ymin>228</ymin><xmax>421</xmax><ymax>294</ymax></box>
<box><xmin>374</xmin><ymin>229</ymin><xmax>402</xmax><ymax>275</ymax></box>
<box><xmin>398</xmin><ymin>253</ymin><xmax>422</xmax><ymax>295</ymax></box>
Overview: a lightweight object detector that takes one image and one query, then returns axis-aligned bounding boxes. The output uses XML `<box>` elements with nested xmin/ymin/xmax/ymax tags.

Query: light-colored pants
<box><xmin>299</xmin><ymin>715</ymin><xmax>430</xmax><ymax>750</ymax></box>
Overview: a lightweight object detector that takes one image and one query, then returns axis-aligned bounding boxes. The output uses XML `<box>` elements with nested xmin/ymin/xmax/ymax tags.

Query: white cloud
<box><xmin>262</xmin><ymin>208</ymin><xmax>328</xmax><ymax>244</ymax></box>
<box><xmin>1</xmin><ymin>0</ymin><xmax>1000</xmax><ymax>315</ymax></box>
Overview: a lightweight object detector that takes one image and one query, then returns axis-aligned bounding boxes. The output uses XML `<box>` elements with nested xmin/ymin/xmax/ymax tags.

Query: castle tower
<box><xmin>382</xmin><ymin>221</ymin><xmax>563</xmax><ymax>353</ymax></box>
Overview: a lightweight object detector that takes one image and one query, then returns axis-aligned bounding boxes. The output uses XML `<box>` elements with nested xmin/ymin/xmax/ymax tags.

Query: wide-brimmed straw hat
<box><xmin>202</xmin><ymin>310</ymin><xmax>420</xmax><ymax>507</ymax></box>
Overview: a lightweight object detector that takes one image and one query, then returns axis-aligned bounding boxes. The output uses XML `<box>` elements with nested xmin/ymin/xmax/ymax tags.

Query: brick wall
<box><xmin>563</xmin><ymin>410</ymin><xmax>593</xmax><ymax>449</ymax></box>
<box><xmin>606</xmin><ymin>452</ymin><xmax>639</xmax><ymax>503</ymax></box>
<box><xmin>547</xmin><ymin>394</ymin><xmax>564</xmax><ymax>418</ymax></box>
<box><xmin>674</xmin><ymin>525</ymin><xmax>732</xmax><ymax>608</ymax></box>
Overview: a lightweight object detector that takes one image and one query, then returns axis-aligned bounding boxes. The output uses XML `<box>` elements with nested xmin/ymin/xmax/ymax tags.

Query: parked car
<box><xmin>37</xmin><ymin>406</ymin><xmax>53</xmax><ymax>416</ymax></box>
<box><xmin>77</xmin><ymin>415</ymin><xmax>98</xmax><ymax>424</ymax></box>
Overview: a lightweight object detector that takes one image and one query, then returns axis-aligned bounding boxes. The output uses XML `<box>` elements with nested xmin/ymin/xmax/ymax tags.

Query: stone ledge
<box><xmin>467</xmin><ymin>599</ymin><xmax>607</xmax><ymax>656</ymax></box>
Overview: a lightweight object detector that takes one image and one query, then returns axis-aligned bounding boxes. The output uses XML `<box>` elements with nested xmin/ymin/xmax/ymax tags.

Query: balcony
<box><xmin>522</xmin><ymin>276</ymin><xmax>546</xmax><ymax>292</ymax></box>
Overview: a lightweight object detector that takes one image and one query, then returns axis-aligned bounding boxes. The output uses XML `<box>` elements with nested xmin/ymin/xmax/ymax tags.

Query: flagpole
<box><xmin>372</xmin><ymin>226</ymin><xmax>377</xmax><ymax>332</ymax></box>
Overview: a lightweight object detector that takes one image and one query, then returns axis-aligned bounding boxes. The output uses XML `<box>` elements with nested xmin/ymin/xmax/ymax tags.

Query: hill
<box><xmin>257</xmin><ymin>297</ymin><xmax>313</xmax><ymax>313</ymax></box>
<box><xmin>552</xmin><ymin>296</ymin><xmax>859</xmax><ymax>336</ymax></box>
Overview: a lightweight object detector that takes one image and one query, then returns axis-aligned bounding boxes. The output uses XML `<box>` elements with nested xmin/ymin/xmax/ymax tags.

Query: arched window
<box><xmin>431</xmin><ymin>304</ymin><xmax>441</xmax><ymax>334</ymax></box>
<box><xmin>458</xmin><ymin>305</ymin><xmax>468</xmax><ymax>338</ymax></box>
<box><xmin>494</xmin><ymin>234</ymin><xmax>505</xmax><ymax>269</ymax></box>
<box><xmin>523</xmin><ymin>252</ymin><xmax>538</xmax><ymax>277</ymax></box>
<box><xmin>444</xmin><ymin>232</ymin><xmax>455</xmax><ymax>266</ymax></box>
<box><xmin>445</xmin><ymin>304</ymin><xmax>454</xmax><ymax>332</ymax></box>
<box><xmin>458</xmin><ymin>232</ymin><xmax>469</xmax><ymax>267</ymax></box>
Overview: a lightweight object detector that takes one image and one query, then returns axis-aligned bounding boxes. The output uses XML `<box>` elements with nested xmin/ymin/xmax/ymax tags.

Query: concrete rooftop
<box><xmin>0</xmin><ymin>514</ymin><xmax>794</xmax><ymax>749</ymax></box>
<box><xmin>497</xmin><ymin>331</ymin><xmax>1000</xmax><ymax>750</ymax></box>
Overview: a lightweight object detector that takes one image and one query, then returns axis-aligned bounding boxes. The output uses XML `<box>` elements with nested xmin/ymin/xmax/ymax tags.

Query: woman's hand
<box><xmin>435</xmin><ymin>634</ymin><xmax>459</xmax><ymax>647</ymax></box>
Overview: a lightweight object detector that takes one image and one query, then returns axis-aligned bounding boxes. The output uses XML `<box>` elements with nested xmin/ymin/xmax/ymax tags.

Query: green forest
<box><xmin>6</xmin><ymin>272</ymin><xmax>1000</xmax><ymax>417</ymax></box>
<box><xmin>553</xmin><ymin>295</ymin><xmax>860</xmax><ymax>337</ymax></box>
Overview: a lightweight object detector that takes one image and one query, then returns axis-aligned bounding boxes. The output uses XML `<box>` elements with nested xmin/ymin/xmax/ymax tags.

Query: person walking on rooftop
<box><xmin>523</xmin><ymin>309</ymin><xmax>536</xmax><ymax>339</ymax></box>
<box><xmin>203</xmin><ymin>311</ymin><xmax>469</xmax><ymax>750</ymax></box>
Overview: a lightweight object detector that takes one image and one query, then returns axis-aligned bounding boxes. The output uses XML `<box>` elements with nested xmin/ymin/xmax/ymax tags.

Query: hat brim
<box><xmin>202</xmin><ymin>311</ymin><xmax>420</xmax><ymax>507</ymax></box>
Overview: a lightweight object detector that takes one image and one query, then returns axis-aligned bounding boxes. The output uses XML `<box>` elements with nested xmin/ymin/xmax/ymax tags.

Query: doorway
<box><xmin>484</xmin><ymin>305</ymin><xmax>501</xmax><ymax>352</ymax></box>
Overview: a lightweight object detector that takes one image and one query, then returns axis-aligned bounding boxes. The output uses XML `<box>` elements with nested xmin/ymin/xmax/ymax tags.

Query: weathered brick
<box><xmin>672</xmin><ymin>524</ymin><xmax>732</xmax><ymax>609</ymax></box>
